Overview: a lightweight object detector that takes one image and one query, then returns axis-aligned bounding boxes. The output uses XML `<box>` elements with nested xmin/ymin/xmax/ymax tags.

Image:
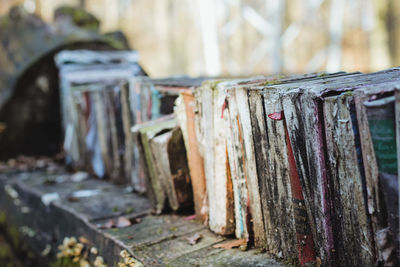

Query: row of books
<box><xmin>56</xmin><ymin>51</ymin><xmax>399</xmax><ymax>266</ymax></box>
<box><xmin>183</xmin><ymin>70</ymin><xmax>399</xmax><ymax>266</ymax></box>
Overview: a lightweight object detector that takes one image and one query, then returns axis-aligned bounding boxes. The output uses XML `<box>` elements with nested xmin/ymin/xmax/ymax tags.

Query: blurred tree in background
<box><xmin>0</xmin><ymin>0</ymin><xmax>399</xmax><ymax>77</ymax></box>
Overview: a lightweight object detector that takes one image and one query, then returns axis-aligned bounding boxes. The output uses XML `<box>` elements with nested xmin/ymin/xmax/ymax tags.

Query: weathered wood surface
<box><xmin>323</xmin><ymin>93</ymin><xmax>374</xmax><ymax>267</ymax></box>
<box><xmin>194</xmin><ymin>80</ymin><xmax>235</xmax><ymax>235</ymax></box>
<box><xmin>138</xmin><ymin>119</ymin><xmax>177</xmax><ymax>214</ymax></box>
<box><xmin>0</xmin><ymin>169</ymin><xmax>282</xmax><ymax>266</ymax></box>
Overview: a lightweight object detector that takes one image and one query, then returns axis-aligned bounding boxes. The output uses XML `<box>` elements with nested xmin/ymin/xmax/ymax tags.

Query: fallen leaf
<box><xmin>186</xmin><ymin>233</ymin><xmax>202</xmax><ymax>245</ymax></box>
<box><xmin>100</xmin><ymin>220</ymin><xmax>114</xmax><ymax>229</ymax></box>
<box><xmin>41</xmin><ymin>192</ymin><xmax>60</xmax><ymax>206</ymax></box>
<box><xmin>71</xmin><ymin>172</ymin><xmax>89</xmax><ymax>183</ymax></box>
<box><xmin>267</xmin><ymin>112</ymin><xmax>282</xmax><ymax>121</ymax></box>
<box><xmin>97</xmin><ymin>217</ymin><xmax>132</xmax><ymax>229</ymax></box>
<box><xmin>116</xmin><ymin>217</ymin><xmax>131</xmax><ymax>228</ymax></box>
<box><xmin>184</xmin><ymin>214</ymin><xmax>197</xmax><ymax>221</ymax></box>
<box><xmin>79</xmin><ymin>236</ymin><xmax>91</xmax><ymax>245</ymax></box>
<box><xmin>213</xmin><ymin>239</ymin><xmax>246</xmax><ymax>249</ymax></box>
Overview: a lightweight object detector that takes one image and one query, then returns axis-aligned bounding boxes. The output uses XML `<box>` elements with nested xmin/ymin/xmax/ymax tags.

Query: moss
<box><xmin>0</xmin><ymin>211</ymin><xmax>6</xmax><ymax>224</ymax></box>
<box><xmin>262</xmin><ymin>79</ymin><xmax>282</xmax><ymax>86</ymax></box>
<box><xmin>282</xmin><ymin>256</ymin><xmax>301</xmax><ymax>267</ymax></box>
<box><xmin>54</xmin><ymin>6</ymin><xmax>100</xmax><ymax>32</ymax></box>
<box><xmin>318</xmin><ymin>73</ymin><xmax>328</xmax><ymax>77</ymax></box>
<box><xmin>342</xmin><ymin>91</ymin><xmax>353</xmax><ymax>96</ymax></box>
<box><xmin>8</xmin><ymin>225</ymin><xmax>21</xmax><ymax>248</ymax></box>
<box><xmin>0</xmin><ymin>242</ymin><xmax>13</xmax><ymax>260</ymax></box>
<box><xmin>124</xmin><ymin>207</ymin><xmax>134</xmax><ymax>214</ymax></box>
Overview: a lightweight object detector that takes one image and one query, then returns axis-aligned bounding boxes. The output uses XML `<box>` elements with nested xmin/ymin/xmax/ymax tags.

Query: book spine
<box><xmin>226</xmin><ymin>90</ymin><xmax>250</xmax><ymax>241</ymax></box>
<box><xmin>323</xmin><ymin>94</ymin><xmax>375</xmax><ymax>266</ymax></box>
<box><xmin>269</xmin><ymin>111</ymin><xmax>316</xmax><ymax>266</ymax></box>
<box><xmin>282</xmin><ymin>92</ymin><xmax>335</xmax><ymax>266</ymax></box>
<box><xmin>235</xmin><ymin>88</ymin><xmax>265</xmax><ymax>246</ymax></box>
<box><xmin>121</xmin><ymin>83</ymin><xmax>134</xmax><ymax>187</ymax></box>
<box><xmin>261</xmin><ymin>89</ymin><xmax>297</xmax><ymax>258</ymax></box>
<box><xmin>168</xmin><ymin>127</ymin><xmax>193</xmax><ymax>209</ymax></box>
<box><xmin>181</xmin><ymin>91</ymin><xmax>208</xmax><ymax>222</ymax></box>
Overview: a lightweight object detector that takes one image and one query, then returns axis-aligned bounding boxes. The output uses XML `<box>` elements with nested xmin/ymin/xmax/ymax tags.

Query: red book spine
<box><xmin>268</xmin><ymin>112</ymin><xmax>316</xmax><ymax>266</ymax></box>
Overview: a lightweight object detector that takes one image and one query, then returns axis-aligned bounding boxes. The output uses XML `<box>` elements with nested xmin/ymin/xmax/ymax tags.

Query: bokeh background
<box><xmin>1</xmin><ymin>0</ymin><xmax>399</xmax><ymax>77</ymax></box>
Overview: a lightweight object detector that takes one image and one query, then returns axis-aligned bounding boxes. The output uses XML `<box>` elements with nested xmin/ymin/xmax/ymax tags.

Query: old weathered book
<box><xmin>353</xmin><ymin>77</ymin><xmax>400</xmax><ymax>265</ymax></box>
<box><xmin>135</xmin><ymin>118</ymin><xmax>177</xmax><ymax>213</ymax></box>
<box><xmin>67</xmin><ymin>82</ymin><xmax>129</xmax><ymax>184</ymax></box>
<box><xmin>224</xmin><ymin>80</ymin><xmax>266</xmax><ymax>246</ymax></box>
<box><xmin>124</xmin><ymin>77</ymin><xmax>201</xmax><ymax>193</ymax></box>
<box><xmin>365</xmin><ymin>95</ymin><xmax>399</xmax><ymax>265</ymax></box>
<box><xmin>150</xmin><ymin>127</ymin><xmax>193</xmax><ymax>211</ymax></box>
<box><xmin>193</xmin><ymin>80</ymin><xmax>235</xmax><ymax>235</ymax></box>
<box><xmin>323</xmin><ymin>92</ymin><xmax>374</xmax><ymax>267</ymax></box>
<box><xmin>282</xmin><ymin>69</ymin><xmax>400</xmax><ymax>266</ymax></box>
<box><xmin>56</xmin><ymin>50</ymin><xmax>143</xmax><ymax>178</ymax></box>
<box><xmin>175</xmin><ymin>90</ymin><xmax>208</xmax><ymax>222</ymax></box>
<box><xmin>221</xmin><ymin>74</ymin><xmax>328</xmax><ymax>248</ymax></box>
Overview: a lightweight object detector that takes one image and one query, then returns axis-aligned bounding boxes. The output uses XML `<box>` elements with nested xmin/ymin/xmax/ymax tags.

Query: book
<box><xmin>323</xmin><ymin>92</ymin><xmax>374</xmax><ymax>266</ymax></box>
<box><xmin>136</xmin><ymin>118</ymin><xmax>177</xmax><ymax>213</ymax></box>
<box><xmin>353</xmin><ymin>77</ymin><xmax>400</xmax><ymax>265</ymax></box>
<box><xmin>175</xmin><ymin>90</ymin><xmax>208</xmax><ymax>222</ymax></box>
<box><xmin>193</xmin><ymin>80</ymin><xmax>235</xmax><ymax>235</ymax></box>
<box><xmin>150</xmin><ymin>127</ymin><xmax>193</xmax><ymax>211</ymax></box>
<box><xmin>282</xmin><ymin>69</ymin><xmax>400</xmax><ymax>266</ymax></box>
<box><xmin>365</xmin><ymin>95</ymin><xmax>399</xmax><ymax>265</ymax></box>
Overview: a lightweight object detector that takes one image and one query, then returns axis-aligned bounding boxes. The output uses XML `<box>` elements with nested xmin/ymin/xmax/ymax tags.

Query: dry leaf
<box><xmin>186</xmin><ymin>233</ymin><xmax>202</xmax><ymax>245</ymax></box>
<box><xmin>116</xmin><ymin>217</ymin><xmax>132</xmax><ymax>228</ymax></box>
<box><xmin>79</xmin><ymin>236</ymin><xmax>91</xmax><ymax>245</ymax></box>
<box><xmin>98</xmin><ymin>217</ymin><xmax>132</xmax><ymax>229</ymax></box>
<box><xmin>213</xmin><ymin>239</ymin><xmax>246</xmax><ymax>249</ymax></box>
<box><xmin>184</xmin><ymin>214</ymin><xmax>196</xmax><ymax>221</ymax></box>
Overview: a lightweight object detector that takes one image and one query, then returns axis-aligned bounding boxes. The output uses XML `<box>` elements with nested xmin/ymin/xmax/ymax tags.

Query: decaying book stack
<box><xmin>56</xmin><ymin>54</ymin><xmax>400</xmax><ymax>266</ymax></box>
<box><xmin>56</xmin><ymin>50</ymin><xmax>145</xmax><ymax>184</ymax></box>
<box><xmin>126</xmin><ymin>77</ymin><xmax>204</xmax><ymax>194</ymax></box>
<box><xmin>188</xmin><ymin>69</ymin><xmax>399</xmax><ymax>266</ymax></box>
<box><xmin>129</xmin><ymin>78</ymin><xmax>207</xmax><ymax>214</ymax></box>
